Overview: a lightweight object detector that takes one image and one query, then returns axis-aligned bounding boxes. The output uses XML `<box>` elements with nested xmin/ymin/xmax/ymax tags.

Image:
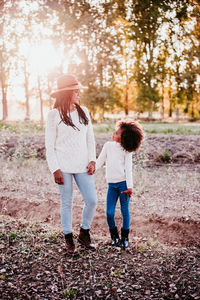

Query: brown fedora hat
<box><xmin>50</xmin><ymin>74</ymin><xmax>87</xmax><ymax>98</ymax></box>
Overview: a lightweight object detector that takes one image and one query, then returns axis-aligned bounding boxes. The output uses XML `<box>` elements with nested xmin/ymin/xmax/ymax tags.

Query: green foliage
<box><xmin>93</xmin><ymin>122</ymin><xmax>200</xmax><ymax>135</ymax></box>
<box><xmin>138</xmin><ymin>245</ymin><xmax>148</xmax><ymax>252</ymax></box>
<box><xmin>0</xmin><ymin>0</ymin><xmax>199</xmax><ymax>122</ymax></box>
<box><xmin>142</xmin><ymin>122</ymin><xmax>200</xmax><ymax>135</ymax></box>
<box><xmin>82</xmin><ymin>85</ymin><xmax>121</xmax><ymax>119</ymax></box>
<box><xmin>45</xmin><ymin>232</ymin><xmax>60</xmax><ymax>243</ymax></box>
<box><xmin>0</xmin><ymin>121</ymin><xmax>44</xmax><ymax>134</ymax></box>
<box><xmin>113</xmin><ymin>269</ymin><xmax>123</xmax><ymax>277</ymax></box>
<box><xmin>63</xmin><ymin>288</ymin><xmax>80</xmax><ymax>298</ymax></box>
<box><xmin>1</xmin><ymin>120</ymin><xmax>200</xmax><ymax>136</ymax></box>
<box><xmin>159</xmin><ymin>150</ymin><xmax>173</xmax><ymax>163</ymax></box>
<box><xmin>93</xmin><ymin>123</ymin><xmax>115</xmax><ymax>133</ymax></box>
<box><xmin>9</xmin><ymin>232</ymin><xmax>18</xmax><ymax>239</ymax></box>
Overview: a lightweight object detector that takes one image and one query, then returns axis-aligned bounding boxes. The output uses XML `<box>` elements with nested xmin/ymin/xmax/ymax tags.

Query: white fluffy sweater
<box><xmin>96</xmin><ymin>141</ymin><xmax>133</xmax><ymax>188</ymax></box>
<box><xmin>45</xmin><ymin>106</ymin><xmax>96</xmax><ymax>174</ymax></box>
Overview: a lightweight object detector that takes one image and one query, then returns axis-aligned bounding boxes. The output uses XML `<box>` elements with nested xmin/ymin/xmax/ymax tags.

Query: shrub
<box><xmin>159</xmin><ymin>150</ymin><xmax>172</xmax><ymax>163</ymax></box>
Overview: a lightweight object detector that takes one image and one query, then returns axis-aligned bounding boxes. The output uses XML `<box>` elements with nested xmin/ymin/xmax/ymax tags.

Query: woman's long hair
<box><xmin>53</xmin><ymin>90</ymin><xmax>88</xmax><ymax>130</ymax></box>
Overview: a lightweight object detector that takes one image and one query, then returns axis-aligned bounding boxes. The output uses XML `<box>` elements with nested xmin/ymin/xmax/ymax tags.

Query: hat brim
<box><xmin>50</xmin><ymin>84</ymin><xmax>88</xmax><ymax>98</ymax></box>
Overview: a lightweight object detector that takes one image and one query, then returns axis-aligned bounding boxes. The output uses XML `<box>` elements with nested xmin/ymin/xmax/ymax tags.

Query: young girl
<box><xmin>96</xmin><ymin>119</ymin><xmax>144</xmax><ymax>249</ymax></box>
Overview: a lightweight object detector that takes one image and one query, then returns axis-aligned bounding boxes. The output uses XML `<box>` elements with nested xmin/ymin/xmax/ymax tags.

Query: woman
<box><xmin>45</xmin><ymin>74</ymin><xmax>98</xmax><ymax>254</ymax></box>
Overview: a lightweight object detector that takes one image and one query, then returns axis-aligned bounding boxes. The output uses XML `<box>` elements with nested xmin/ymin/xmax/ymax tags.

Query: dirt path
<box><xmin>1</xmin><ymin>165</ymin><xmax>200</xmax><ymax>249</ymax></box>
<box><xmin>1</xmin><ymin>133</ymin><xmax>200</xmax><ymax>249</ymax></box>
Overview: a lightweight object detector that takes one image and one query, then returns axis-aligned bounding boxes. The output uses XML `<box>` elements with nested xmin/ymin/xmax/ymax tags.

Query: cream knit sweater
<box><xmin>96</xmin><ymin>141</ymin><xmax>133</xmax><ymax>188</ymax></box>
<box><xmin>45</xmin><ymin>106</ymin><xmax>96</xmax><ymax>174</ymax></box>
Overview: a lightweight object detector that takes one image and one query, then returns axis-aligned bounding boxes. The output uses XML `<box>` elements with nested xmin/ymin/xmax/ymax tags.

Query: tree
<box><xmin>0</xmin><ymin>7</ymin><xmax>16</xmax><ymax>120</ymax></box>
<box><xmin>128</xmin><ymin>0</ymin><xmax>171</xmax><ymax>118</ymax></box>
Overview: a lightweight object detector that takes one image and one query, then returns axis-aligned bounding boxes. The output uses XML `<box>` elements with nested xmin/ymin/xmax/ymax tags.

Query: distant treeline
<box><xmin>0</xmin><ymin>0</ymin><xmax>199</xmax><ymax>122</ymax></box>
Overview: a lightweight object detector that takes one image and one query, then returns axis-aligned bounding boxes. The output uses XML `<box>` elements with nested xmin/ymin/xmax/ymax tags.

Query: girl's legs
<box><xmin>58</xmin><ymin>173</ymin><xmax>73</xmax><ymax>235</ymax></box>
<box><xmin>118</xmin><ymin>181</ymin><xmax>130</xmax><ymax>249</ymax></box>
<box><xmin>119</xmin><ymin>181</ymin><xmax>130</xmax><ymax>230</ymax></box>
<box><xmin>106</xmin><ymin>183</ymin><xmax>119</xmax><ymax>229</ymax></box>
<box><xmin>74</xmin><ymin>172</ymin><xmax>98</xmax><ymax>230</ymax></box>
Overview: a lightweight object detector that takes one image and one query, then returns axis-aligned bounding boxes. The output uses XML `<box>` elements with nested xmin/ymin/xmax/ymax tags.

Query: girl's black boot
<box><xmin>109</xmin><ymin>227</ymin><xmax>120</xmax><ymax>246</ymax></box>
<box><xmin>121</xmin><ymin>229</ymin><xmax>129</xmax><ymax>249</ymax></box>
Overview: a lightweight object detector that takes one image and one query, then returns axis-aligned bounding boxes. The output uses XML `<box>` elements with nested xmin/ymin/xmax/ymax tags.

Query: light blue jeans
<box><xmin>58</xmin><ymin>172</ymin><xmax>98</xmax><ymax>235</ymax></box>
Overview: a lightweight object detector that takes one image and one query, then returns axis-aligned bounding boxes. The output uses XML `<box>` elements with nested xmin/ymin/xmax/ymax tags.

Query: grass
<box><xmin>94</xmin><ymin>122</ymin><xmax>200</xmax><ymax>135</ymax></box>
<box><xmin>141</xmin><ymin>122</ymin><xmax>200</xmax><ymax>135</ymax></box>
<box><xmin>0</xmin><ymin>120</ymin><xmax>200</xmax><ymax>135</ymax></box>
<box><xmin>0</xmin><ymin>120</ymin><xmax>44</xmax><ymax>134</ymax></box>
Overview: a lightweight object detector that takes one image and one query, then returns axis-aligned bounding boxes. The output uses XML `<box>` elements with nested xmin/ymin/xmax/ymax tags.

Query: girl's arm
<box><xmin>96</xmin><ymin>143</ymin><xmax>107</xmax><ymax>170</ymax></box>
<box><xmin>125</xmin><ymin>152</ymin><xmax>133</xmax><ymax>189</ymax></box>
<box><xmin>122</xmin><ymin>152</ymin><xmax>133</xmax><ymax>200</ymax></box>
<box><xmin>45</xmin><ymin>110</ymin><xmax>60</xmax><ymax>174</ymax></box>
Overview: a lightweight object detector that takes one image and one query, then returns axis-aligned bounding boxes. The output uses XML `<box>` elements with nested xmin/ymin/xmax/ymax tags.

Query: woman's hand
<box><xmin>87</xmin><ymin>161</ymin><xmax>96</xmax><ymax>175</ymax></box>
<box><xmin>53</xmin><ymin>169</ymin><xmax>64</xmax><ymax>185</ymax></box>
<box><xmin>121</xmin><ymin>188</ymin><xmax>133</xmax><ymax>200</ymax></box>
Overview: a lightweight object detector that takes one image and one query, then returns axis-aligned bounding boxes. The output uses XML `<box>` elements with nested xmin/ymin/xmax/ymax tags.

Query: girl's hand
<box><xmin>87</xmin><ymin>161</ymin><xmax>96</xmax><ymax>175</ymax></box>
<box><xmin>121</xmin><ymin>188</ymin><xmax>133</xmax><ymax>200</ymax></box>
<box><xmin>53</xmin><ymin>169</ymin><xmax>64</xmax><ymax>185</ymax></box>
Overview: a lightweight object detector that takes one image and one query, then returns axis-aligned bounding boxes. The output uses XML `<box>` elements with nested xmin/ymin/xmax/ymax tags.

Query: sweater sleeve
<box><xmin>85</xmin><ymin>108</ymin><xmax>96</xmax><ymax>162</ymax></box>
<box><xmin>125</xmin><ymin>152</ymin><xmax>133</xmax><ymax>188</ymax></box>
<box><xmin>45</xmin><ymin>110</ymin><xmax>60</xmax><ymax>174</ymax></box>
<box><xmin>96</xmin><ymin>143</ymin><xmax>107</xmax><ymax>170</ymax></box>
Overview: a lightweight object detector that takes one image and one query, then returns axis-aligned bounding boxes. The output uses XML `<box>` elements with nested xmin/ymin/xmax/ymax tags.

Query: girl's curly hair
<box><xmin>117</xmin><ymin>119</ymin><xmax>144</xmax><ymax>152</ymax></box>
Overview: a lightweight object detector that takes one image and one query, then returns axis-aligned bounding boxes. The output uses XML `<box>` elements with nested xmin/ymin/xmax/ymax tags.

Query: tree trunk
<box><xmin>148</xmin><ymin>90</ymin><xmax>153</xmax><ymax>120</ymax></box>
<box><xmin>98</xmin><ymin>58</ymin><xmax>103</xmax><ymax>88</ymax></box>
<box><xmin>38</xmin><ymin>76</ymin><xmax>44</xmax><ymax>126</ymax></box>
<box><xmin>168</xmin><ymin>73</ymin><xmax>172</xmax><ymax>117</ymax></box>
<box><xmin>47</xmin><ymin>76</ymin><xmax>53</xmax><ymax>110</ymax></box>
<box><xmin>0</xmin><ymin>53</ymin><xmax>8</xmax><ymax>120</ymax></box>
<box><xmin>124</xmin><ymin>58</ymin><xmax>129</xmax><ymax>116</ymax></box>
<box><xmin>161</xmin><ymin>83</ymin><xmax>165</xmax><ymax>119</ymax></box>
<box><xmin>169</xmin><ymin>103</ymin><xmax>173</xmax><ymax>117</ymax></box>
<box><xmin>24</xmin><ymin>61</ymin><xmax>30</xmax><ymax>120</ymax></box>
<box><xmin>124</xmin><ymin>88</ymin><xmax>128</xmax><ymax>116</ymax></box>
<box><xmin>148</xmin><ymin>107</ymin><xmax>153</xmax><ymax>120</ymax></box>
<box><xmin>2</xmin><ymin>87</ymin><xmax>8</xmax><ymax>120</ymax></box>
<box><xmin>191</xmin><ymin>102</ymin><xmax>194</xmax><ymax>118</ymax></box>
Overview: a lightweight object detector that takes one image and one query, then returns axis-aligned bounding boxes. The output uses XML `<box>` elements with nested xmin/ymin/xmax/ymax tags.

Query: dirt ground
<box><xmin>1</xmin><ymin>133</ymin><xmax>200</xmax><ymax>250</ymax></box>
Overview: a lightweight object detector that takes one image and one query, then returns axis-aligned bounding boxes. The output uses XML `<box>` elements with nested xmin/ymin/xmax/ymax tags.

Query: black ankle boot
<box><xmin>109</xmin><ymin>227</ymin><xmax>120</xmax><ymax>246</ymax></box>
<box><xmin>121</xmin><ymin>229</ymin><xmax>129</xmax><ymax>249</ymax></box>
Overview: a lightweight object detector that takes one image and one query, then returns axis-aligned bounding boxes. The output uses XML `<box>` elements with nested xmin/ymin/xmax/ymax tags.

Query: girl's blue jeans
<box><xmin>106</xmin><ymin>181</ymin><xmax>130</xmax><ymax>230</ymax></box>
<box><xmin>58</xmin><ymin>172</ymin><xmax>98</xmax><ymax>235</ymax></box>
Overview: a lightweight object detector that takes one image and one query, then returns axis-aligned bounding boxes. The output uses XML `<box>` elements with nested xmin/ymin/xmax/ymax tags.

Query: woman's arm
<box><xmin>45</xmin><ymin>110</ymin><xmax>60</xmax><ymax>174</ymax></box>
<box><xmin>86</xmin><ymin>111</ymin><xmax>96</xmax><ymax>163</ymax></box>
<box><xmin>85</xmin><ymin>108</ymin><xmax>96</xmax><ymax>175</ymax></box>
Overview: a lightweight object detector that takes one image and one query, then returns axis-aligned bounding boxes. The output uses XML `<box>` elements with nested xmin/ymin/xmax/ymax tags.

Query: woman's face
<box><xmin>71</xmin><ymin>89</ymin><xmax>80</xmax><ymax>105</ymax></box>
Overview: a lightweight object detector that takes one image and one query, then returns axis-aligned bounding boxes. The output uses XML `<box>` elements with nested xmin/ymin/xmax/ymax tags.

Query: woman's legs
<box><xmin>58</xmin><ymin>173</ymin><xmax>73</xmax><ymax>235</ymax></box>
<box><xmin>74</xmin><ymin>172</ymin><xmax>98</xmax><ymax>230</ymax></box>
<box><xmin>106</xmin><ymin>183</ymin><xmax>119</xmax><ymax>230</ymax></box>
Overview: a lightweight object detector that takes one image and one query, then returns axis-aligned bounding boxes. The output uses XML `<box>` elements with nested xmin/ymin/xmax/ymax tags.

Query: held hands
<box><xmin>53</xmin><ymin>169</ymin><xmax>64</xmax><ymax>185</ymax></box>
<box><xmin>53</xmin><ymin>161</ymin><xmax>95</xmax><ymax>184</ymax></box>
<box><xmin>121</xmin><ymin>188</ymin><xmax>133</xmax><ymax>200</ymax></box>
<box><xmin>87</xmin><ymin>161</ymin><xmax>96</xmax><ymax>175</ymax></box>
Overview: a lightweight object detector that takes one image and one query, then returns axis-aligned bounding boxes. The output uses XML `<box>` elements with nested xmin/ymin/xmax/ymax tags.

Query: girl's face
<box><xmin>71</xmin><ymin>89</ymin><xmax>80</xmax><ymax>105</ymax></box>
<box><xmin>112</xmin><ymin>127</ymin><xmax>122</xmax><ymax>143</ymax></box>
